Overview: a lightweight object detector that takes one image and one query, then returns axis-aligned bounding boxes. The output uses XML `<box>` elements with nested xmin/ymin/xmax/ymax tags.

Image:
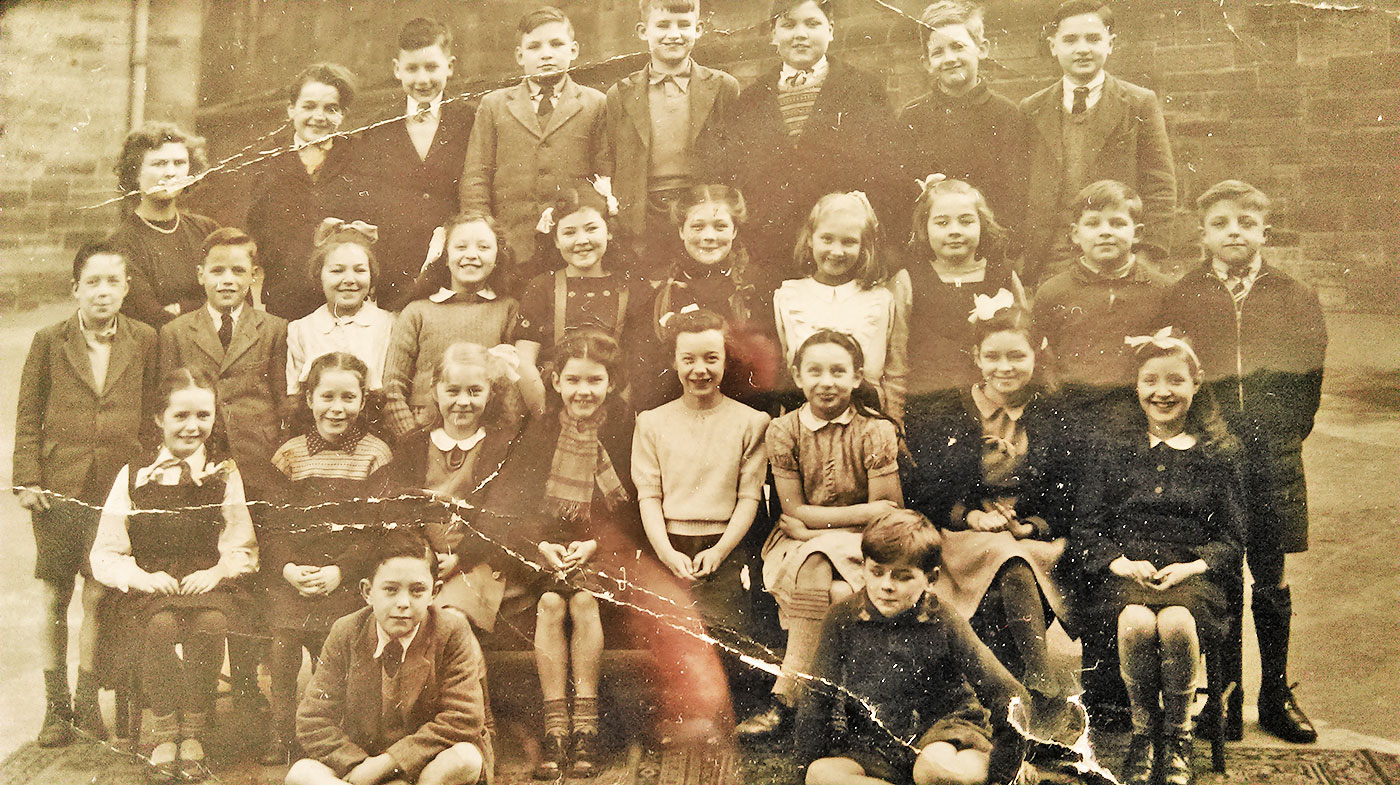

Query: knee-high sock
<box><xmin>996</xmin><ymin>561</ymin><xmax>1053</xmax><ymax>694</ymax></box>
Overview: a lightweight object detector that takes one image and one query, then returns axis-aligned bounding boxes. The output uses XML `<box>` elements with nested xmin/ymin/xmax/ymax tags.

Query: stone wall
<box><xmin>3</xmin><ymin>0</ymin><xmax>1395</xmax><ymax>311</ymax></box>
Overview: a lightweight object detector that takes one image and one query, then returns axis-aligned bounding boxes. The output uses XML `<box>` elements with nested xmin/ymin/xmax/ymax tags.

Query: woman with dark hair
<box><xmin>246</xmin><ymin>63</ymin><xmax>363</xmax><ymax>320</ymax></box>
<box><xmin>109</xmin><ymin>122</ymin><xmax>219</xmax><ymax>328</ymax></box>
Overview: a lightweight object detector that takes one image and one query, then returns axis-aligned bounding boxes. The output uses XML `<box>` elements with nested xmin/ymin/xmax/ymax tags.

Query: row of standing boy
<box><xmin>15</xmin><ymin>1</ymin><xmax>1329</xmax><ymax>785</ymax></box>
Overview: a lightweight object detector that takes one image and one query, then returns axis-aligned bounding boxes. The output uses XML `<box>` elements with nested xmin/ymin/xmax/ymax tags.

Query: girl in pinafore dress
<box><xmin>90</xmin><ymin>368</ymin><xmax>257</xmax><ymax>784</ymax></box>
<box><xmin>1075</xmin><ymin>330</ymin><xmax>1244</xmax><ymax>785</ymax></box>
<box><xmin>259</xmin><ymin>352</ymin><xmax>393</xmax><ymax>765</ymax></box>
<box><xmin>901</xmin><ymin>293</ymin><xmax>1073</xmax><ymax>731</ymax></box>
<box><xmin>737</xmin><ymin>329</ymin><xmax>901</xmax><ymax>740</ymax></box>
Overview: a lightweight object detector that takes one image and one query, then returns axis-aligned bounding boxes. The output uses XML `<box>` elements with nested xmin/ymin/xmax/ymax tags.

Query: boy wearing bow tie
<box><xmin>15</xmin><ymin>244</ymin><xmax>160</xmax><ymax>747</ymax></box>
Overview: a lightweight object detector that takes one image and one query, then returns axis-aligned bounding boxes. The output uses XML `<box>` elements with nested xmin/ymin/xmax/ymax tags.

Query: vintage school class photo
<box><xmin>1</xmin><ymin>1</ymin><xmax>1396</xmax><ymax>784</ymax></box>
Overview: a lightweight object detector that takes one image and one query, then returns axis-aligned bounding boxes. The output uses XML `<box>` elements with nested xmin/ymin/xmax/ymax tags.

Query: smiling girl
<box><xmin>774</xmin><ymin>191</ymin><xmax>909</xmax><ymax>421</ymax></box>
<box><xmin>384</xmin><ymin>211</ymin><xmax>537</xmax><ymax>436</ymax></box>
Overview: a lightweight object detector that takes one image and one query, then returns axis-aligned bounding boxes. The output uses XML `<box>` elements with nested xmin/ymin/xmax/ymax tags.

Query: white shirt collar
<box><xmin>970</xmin><ymin>384</ymin><xmax>1027</xmax><ymax>422</ymax></box>
<box><xmin>406</xmin><ymin>94</ymin><xmax>443</xmax><ymax>120</ymax></box>
<box><xmin>1061</xmin><ymin>70</ymin><xmax>1106</xmax><ymax>113</ymax></box>
<box><xmin>807</xmin><ymin>278</ymin><xmax>861</xmax><ymax>299</ymax></box>
<box><xmin>1212</xmin><ymin>254</ymin><xmax>1263</xmax><ymax>284</ymax></box>
<box><xmin>527</xmin><ymin>75</ymin><xmax>567</xmax><ymax>99</ymax></box>
<box><xmin>781</xmin><ymin>56</ymin><xmax>829</xmax><ymax>84</ymax></box>
<box><xmin>373</xmin><ymin>622</ymin><xmax>420</xmax><ymax>661</ymax></box>
<box><xmin>430</xmin><ymin>426</ymin><xmax>486</xmax><ymax>453</ymax></box>
<box><xmin>317</xmin><ymin>301</ymin><xmax>380</xmax><ymax>333</ymax></box>
<box><xmin>208</xmin><ymin>302</ymin><xmax>244</xmax><ymax>326</ymax></box>
<box><xmin>134</xmin><ymin>445</ymin><xmax>210</xmax><ymax>488</ymax></box>
<box><xmin>798</xmin><ymin>403</ymin><xmax>855</xmax><ymax>431</ymax></box>
<box><xmin>428</xmin><ymin>286</ymin><xmax>496</xmax><ymax>303</ymax></box>
<box><xmin>1149</xmin><ymin>432</ymin><xmax>1198</xmax><ymax>450</ymax></box>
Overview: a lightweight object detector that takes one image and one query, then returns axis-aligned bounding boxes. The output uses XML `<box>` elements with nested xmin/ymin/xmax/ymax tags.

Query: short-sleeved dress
<box><xmin>902</xmin><ymin>386</ymin><xmax>1069</xmax><ymax>622</ymax></box>
<box><xmin>761</xmin><ymin>406</ymin><xmax>899</xmax><ymax>625</ymax></box>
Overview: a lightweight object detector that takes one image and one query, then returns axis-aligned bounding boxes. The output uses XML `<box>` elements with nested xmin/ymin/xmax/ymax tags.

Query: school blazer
<box><xmin>14</xmin><ymin>314</ymin><xmax>159</xmax><ymax>499</ymax></box>
<box><xmin>350</xmin><ymin>100</ymin><xmax>475</xmax><ymax>310</ymax></box>
<box><xmin>602</xmin><ymin>64</ymin><xmax>741</xmax><ymax>238</ymax></box>
<box><xmin>1020</xmin><ymin>74</ymin><xmax>1177</xmax><ymax>281</ymax></box>
<box><xmin>459</xmin><ymin>77</ymin><xmax>607</xmax><ymax>263</ymax></box>
<box><xmin>158</xmin><ymin>307</ymin><xmax>289</xmax><ymax>470</ymax></box>
<box><xmin>296</xmin><ymin>606</ymin><xmax>492</xmax><ymax>780</ymax></box>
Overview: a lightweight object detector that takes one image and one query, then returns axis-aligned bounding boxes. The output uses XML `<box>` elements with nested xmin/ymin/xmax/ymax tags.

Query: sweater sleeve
<box><xmin>943</xmin><ymin>608</ymin><xmax>1031</xmax><ymax>785</ymax></box>
<box><xmin>630</xmin><ymin>411</ymin><xmax>663</xmax><ymax>503</ymax></box>
<box><xmin>216</xmin><ymin>466</ymin><xmax>259</xmax><ymax>579</ymax></box>
<box><xmin>383</xmin><ymin>304</ymin><xmax>424</xmax><ymax>437</ymax></box>
<box><xmin>737</xmin><ymin>410</ymin><xmax>772</xmax><ymax>503</ymax></box>
<box><xmin>1072</xmin><ymin>449</ymin><xmax>1126</xmax><ymax>577</ymax></box>
<box><xmin>882</xmin><ymin>271</ymin><xmax>911</xmax><ymax>424</ymax></box>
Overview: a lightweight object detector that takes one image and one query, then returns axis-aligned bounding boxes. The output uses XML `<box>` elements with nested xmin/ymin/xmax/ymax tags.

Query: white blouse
<box><xmin>286</xmin><ymin>302</ymin><xmax>395</xmax><ymax>394</ymax></box>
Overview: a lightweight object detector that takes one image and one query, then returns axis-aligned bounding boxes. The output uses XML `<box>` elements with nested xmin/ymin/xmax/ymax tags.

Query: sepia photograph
<box><xmin>0</xmin><ymin>1</ymin><xmax>1396</xmax><ymax>783</ymax></box>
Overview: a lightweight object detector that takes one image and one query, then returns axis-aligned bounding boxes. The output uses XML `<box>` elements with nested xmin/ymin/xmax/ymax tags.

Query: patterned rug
<box><xmin>1</xmin><ymin>740</ymin><xmax>1394</xmax><ymax>785</ymax></box>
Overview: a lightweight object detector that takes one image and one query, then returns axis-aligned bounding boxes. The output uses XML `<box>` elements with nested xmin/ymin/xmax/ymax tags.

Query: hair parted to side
<box><xmin>918</xmin><ymin>0</ymin><xmax>986</xmax><ymax>47</ymax></box>
<box><xmin>909</xmin><ymin>177</ymin><xmax>1008</xmax><ymax>261</ymax></box>
<box><xmin>547</xmin><ymin>183</ymin><xmax>613</xmax><ymax>224</ymax></box>
<box><xmin>664</xmin><ymin>307</ymin><xmax>728</xmax><ymax>357</ymax></box>
<box><xmin>1196</xmin><ymin>179</ymin><xmax>1271</xmax><ymax>219</ymax></box>
<box><xmin>792</xmin><ymin>328</ymin><xmax>866</xmax><ymax>375</ymax></box>
<box><xmin>795</xmin><ymin>192</ymin><xmax>887</xmax><ymax>289</ymax></box>
<box><xmin>286</xmin><ymin>62</ymin><xmax>357</xmax><ymax>109</ymax></box>
<box><xmin>862</xmin><ymin>509</ymin><xmax>943</xmax><ymax>574</ymax></box>
<box><xmin>400</xmin><ymin>17</ymin><xmax>452</xmax><ymax>53</ymax></box>
<box><xmin>371</xmin><ymin>529</ymin><xmax>439</xmax><ymax>583</ymax></box>
<box><xmin>519</xmin><ymin>6</ymin><xmax>575</xmax><ymax>37</ymax></box>
<box><xmin>552</xmin><ymin>328</ymin><xmax>625</xmax><ymax>388</ymax></box>
<box><xmin>202</xmin><ymin>227</ymin><xmax>258</xmax><ymax>262</ymax></box>
<box><xmin>1072</xmin><ymin>179</ymin><xmax>1143</xmax><ymax>223</ymax></box>
<box><xmin>1045</xmin><ymin>0</ymin><xmax>1113</xmax><ymax>37</ymax></box>
<box><xmin>1128</xmin><ymin>332</ymin><xmax>1239</xmax><ymax>457</ymax></box>
<box><xmin>639</xmin><ymin>0</ymin><xmax>698</xmax><ymax>17</ymax></box>
<box><xmin>670</xmin><ymin>184</ymin><xmax>748</xmax><ymax>228</ymax></box>
<box><xmin>157</xmin><ymin>366</ymin><xmax>219</xmax><ymax>413</ymax></box>
<box><xmin>770</xmin><ymin>0</ymin><xmax>833</xmax><ymax>28</ymax></box>
<box><xmin>115</xmin><ymin>122</ymin><xmax>209</xmax><ymax>198</ymax></box>
<box><xmin>304</xmin><ymin>352</ymin><xmax>370</xmax><ymax>400</ymax></box>
<box><xmin>427</xmin><ymin>342</ymin><xmax>518</xmax><ymax>431</ymax></box>
<box><xmin>72</xmin><ymin>242</ymin><xmax>127</xmax><ymax>282</ymax></box>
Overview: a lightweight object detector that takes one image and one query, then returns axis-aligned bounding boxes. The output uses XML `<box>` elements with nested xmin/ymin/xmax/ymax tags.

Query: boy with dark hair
<box><xmin>1157</xmin><ymin>179</ymin><xmax>1327</xmax><ymax>744</ymax></box>
<box><xmin>899</xmin><ymin>1</ymin><xmax>1027</xmax><ymax>242</ymax></box>
<box><xmin>603</xmin><ymin>0</ymin><xmax>740</xmax><ymax>276</ymax></box>
<box><xmin>797</xmin><ymin>510</ymin><xmax>1034</xmax><ymax>785</ymax></box>
<box><xmin>288</xmin><ymin>533</ymin><xmax>491</xmax><ymax>785</ymax></box>
<box><xmin>353</xmin><ymin>17</ymin><xmax>474</xmax><ymax>309</ymax></box>
<box><xmin>460</xmin><ymin>6</ymin><xmax>607</xmax><ymax>265</ymax></box>
<box><xmin>16</xmin><ymin>243</ymin><xmax>159</xmax><ymax>746</ymax></box>
<box><xmin>1020</xmin><ymin>0</ymin><xmax>1176</xmax><ymax>285</ymax></box>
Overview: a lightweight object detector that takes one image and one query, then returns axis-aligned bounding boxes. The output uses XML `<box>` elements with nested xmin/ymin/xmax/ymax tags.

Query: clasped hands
<box><xmin>136</xmin><ymin>567</ymin><xmax>226</xmax><ymax>596</ymax></box>
<box><xmin>1109</xmin><ymin>556</ymin><xmax>1207</xmax><ymax>590</ymax></box>
<box><xmin>282</xmin><ymin>563</ymin><xmax>343</xmax><ymax>597</ymax></box>
<box><xmin>966</xmin><ymin>500</ymin><xmax>1037</xmax><ymax>539</ymax></box>
<box><xmin>538</xmin><ymin>539</ymin><xmax>598</xmax><ymax>576</ymax></box>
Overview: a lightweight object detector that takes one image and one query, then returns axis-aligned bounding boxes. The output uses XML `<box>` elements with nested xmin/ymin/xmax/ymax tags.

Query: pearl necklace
<box><xmin>136</xmin><ymin>211</ymin><xmax>181</xmax><ymax>235</ymax></box>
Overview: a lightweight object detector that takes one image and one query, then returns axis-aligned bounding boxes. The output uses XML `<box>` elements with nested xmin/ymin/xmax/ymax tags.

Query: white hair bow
<box><xmin>967</xmin><ymin>288</ymin><xmax>1016</xmax><ymax>324</ymax></box>
<box><xmin>1124</xmin><ymin>326</ymin><xmax>1200</xmax><ymax>366</ymax></box>
<box><xmin>591</xmin><ymin>175</ymin><xmax>620</xmax><ymax>217</ymax></box>
<box><xmin>916</xmin><ymin>172</ymin><xmax>947</xmax><ymax>193</ymax></box>
<box><xmin>486</xmin><ymin>344</ymin><xmax>523</xmax><ymax>382</ymax></box>
<box><xmin>535</xmin><ymin>207</ymin><xmax>557</xmax><ymax>235</ymax></box>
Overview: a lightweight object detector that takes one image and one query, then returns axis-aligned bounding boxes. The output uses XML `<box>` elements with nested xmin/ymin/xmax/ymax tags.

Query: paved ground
<box><xmin>0</xmin><ymin>302</ymin><xmax>1396</xmax><ymax>763</ymax></box>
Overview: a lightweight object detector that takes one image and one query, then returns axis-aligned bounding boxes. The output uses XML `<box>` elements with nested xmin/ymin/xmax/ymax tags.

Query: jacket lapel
<box><xmin>542</xmin><ymin>77</ymin><xmax>585</xmax><ymax>139</ymax></box>
<box><xmin>102</xmin><ymin>315</ymin><xmax>137</xmax><ymax>394</ymax></box>
<box><xmin>189</xmin><ymin>309</ymin><xmax>226</xmax><ymax>366</ymax></box>
<box><xmin>1029</xmin><ymin>88</ymin><xmax>1065</xmax><ymax>167</ymax></box>
<box><xmin>60</xmin><ymin>317</ymin><xmax>100</xmax><ymax>395</ymax></box>
<box><xmin>220</xmin><ymin>309</ymin><xmax>258</xmax><ymax>372</ymax></box>
<box><xmin>395</xmin><ymin>614</ymin><xmax>435</xmax><ymax>723</ymax></box>
<box><xmin>622</xmin><ymin>72</ymin><xmax>651</xmax><ymax>148</ymax></box>
<box><xmin>505</xmin><ymin>82</ymin><xmax>544</xmax><ymax>139</ymax></box>
<box><xmin>687</xmin><ymin>69</ymin><xmax>721</xmax><ymax>146</ymax></box>
<box><xmin>1081</xmin><ymin>76</ymin><xmax>1128</xmax><ymax>165</ymax></box>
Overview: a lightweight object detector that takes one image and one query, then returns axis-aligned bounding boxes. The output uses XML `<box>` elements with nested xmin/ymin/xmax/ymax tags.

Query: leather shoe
<box><xmin>1156</xmin><ymin>731</ymin><xmax>1194</xmax><ymax>785</ymax></box>
<box><xmin>1258</xmin><ymin>685</ymin><xmax>1317</xmax><ymax>743</ymax></box>
<box><xmin>533</xmin><ymin>731</ymin><xmax>568</xmax><ymax>780</ymax></box>
<box><xmin>735</xmin><ymin>699</ymin><xmax>793</xmax><ymax>740</ymax></box>
<box><xmin>569</xmin><ymin>730</ymin><xmax>599</xmax><ymax>778</ymax></box>
<box><xmin>1118</xmin><ymin>733</ymin><xmax>1155</xmax><ymax>785</ymax></box>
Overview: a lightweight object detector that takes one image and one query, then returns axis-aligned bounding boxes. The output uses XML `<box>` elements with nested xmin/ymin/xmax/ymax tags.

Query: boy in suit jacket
<box><xmin>727</xmin><ymin>0</ymin><xmax>901</xmax><ymax>296</ymax></box>
<box><xmin>460</xmin><ymin>7</ymin><xmax>607</xmax><ymax>268</ymax></box>
<box><xmin>288</xmin><ymin>534</ymin><xmax>490</xmax><ymax>785</ymax></box>
<box><xmin>15</xmin><ymin>244</ymin><xmax>159</xmax><ymax>746</ymax></box>
<box><xmin>352</xmin><ymin>18</ymin><xmax>474</xmax><ymax>310</ymax></box>
<box><xmin>1020</xmin><ymin>0</ymin><xmax>1177</xmax><ymax>286</ymax></box>
<box><xmin>603</xmin><ymin>0</ymin><xmax>740</xmax><ymax>278</ymax></box>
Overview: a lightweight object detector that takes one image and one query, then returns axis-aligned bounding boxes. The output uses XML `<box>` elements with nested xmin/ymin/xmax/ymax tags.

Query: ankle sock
<box><xmin>572</xmin><ymin>696</ymin><xmax>599</xmax><ymax>736</ymax></box>
<box><xmin>543</xmin><ymin>698</ymin><xmax>570</xmax><ymax>738</ymax></box>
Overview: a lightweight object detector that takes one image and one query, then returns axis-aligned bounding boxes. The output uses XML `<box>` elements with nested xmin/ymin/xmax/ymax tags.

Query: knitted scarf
<box><xmin>544</xmin><ymin>409</ymin><xmax>629</xmax><ymax>522</ymax></box>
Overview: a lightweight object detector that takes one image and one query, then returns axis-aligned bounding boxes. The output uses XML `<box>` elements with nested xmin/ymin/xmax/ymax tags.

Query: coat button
<box><xmin>1157</xmin><ymin>464</ymin><xmax>1166</xmax><ymax>472</ymax></box>
<box><xmin>1154</xmin><ymin>486</ymin><xmax>1164</xmax><ymax>494</ymax></box>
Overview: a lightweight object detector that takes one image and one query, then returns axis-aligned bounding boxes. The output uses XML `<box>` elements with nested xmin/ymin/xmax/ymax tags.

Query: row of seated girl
<box><xmin>85</xmin><ymin>284</ymin><xmax>1239</xmax><ymax>785</ymax></box>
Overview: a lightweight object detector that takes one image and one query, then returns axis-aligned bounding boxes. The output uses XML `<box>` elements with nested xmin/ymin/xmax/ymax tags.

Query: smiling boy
<box><xmin>602</xmin><ymin>0</ymin><xmax>740</xmax><ymax>275</ymax></box>
<box><xmin>899</xmin><ymin>1</ymin><xmax>1028</xmax><ymax>242</ymax></box>
<box><xmin>1019</xmin><ymin>0</ymin><xmax>1176</xmax><ymax>286</ymax></box>
<box><xmin>288</xmin><ymin>534</ymin><xmax>490</xmax><ymax>785</ymax></box>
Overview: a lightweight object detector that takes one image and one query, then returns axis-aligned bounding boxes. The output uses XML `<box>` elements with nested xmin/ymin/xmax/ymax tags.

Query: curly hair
<box><xmin>114</xmin><ymin>122</ymin><xmax>209</xmax><ymax>198</ymax></box>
